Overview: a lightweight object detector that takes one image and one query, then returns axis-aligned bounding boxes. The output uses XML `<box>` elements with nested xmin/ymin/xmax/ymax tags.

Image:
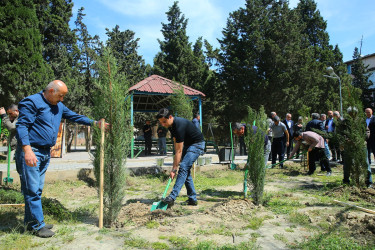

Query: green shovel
<box><xmin>150</xmin><ymin>177</ymin><xmax>172</xmax><ymax>211</ymax></box>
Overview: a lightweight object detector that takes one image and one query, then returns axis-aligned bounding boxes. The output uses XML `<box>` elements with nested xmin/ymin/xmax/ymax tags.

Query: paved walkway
<box><xmin>2</xmin><ymin>149</ymin><xmax>374</xmax><ymax>172</ymax></box>
<box><xmin>0</xmin><ymin>150</ymin><xmax>249</xmax><ymax>172</ymax></box>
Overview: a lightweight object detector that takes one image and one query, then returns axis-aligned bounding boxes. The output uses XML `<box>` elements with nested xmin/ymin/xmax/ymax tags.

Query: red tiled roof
<box><xmin>129</xmin><ymin>75</ymin><xmax>205</xmax><ymax>97</ymax></box>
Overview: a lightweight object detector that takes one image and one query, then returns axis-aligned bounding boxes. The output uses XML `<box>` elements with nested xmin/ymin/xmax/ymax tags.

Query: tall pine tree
<box><xmin>0</xmin><ymin>0</ymin><xmax>52</xmax><ymax>106</ymax></box>
<box><xmin>105</xmin><ymin>25</ymin><xmax>147</xmax><ymax>85</ymax></box>
<box><xmin>153</xmin><ymin>1</ymin><xmax>192</xmax><ymax>86</ymax></box>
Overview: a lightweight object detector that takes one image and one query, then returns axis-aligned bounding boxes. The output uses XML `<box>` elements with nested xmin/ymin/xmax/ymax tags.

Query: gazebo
<box><xmin>128</xmin><ymin>75</ymin><xmax>206</xmax><ymax>158</ymax></box>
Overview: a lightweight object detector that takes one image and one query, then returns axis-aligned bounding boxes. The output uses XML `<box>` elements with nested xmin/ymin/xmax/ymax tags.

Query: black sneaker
<box><xmin>184</xmin><ymin>198</ymin><xmax>198</xmax><ymax>206</ymax></box>
<box><xmin>162</xmin><ymin>196</ymin><xmax>175</xmax><ymax>207</ymax></box>
<box><xmin>33</xmin><ymin>227</ymin><xmax>55</xmax><ymax>238</ymax></box>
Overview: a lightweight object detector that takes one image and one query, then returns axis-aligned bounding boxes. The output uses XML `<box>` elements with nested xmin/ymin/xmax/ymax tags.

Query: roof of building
<box><xmin>129</xmin><ymin>74</ymin><xmax>205</xmax><ymax>97</ymax></box>
<box><xmin>344</xmin><ymin>52</ymin><xmax>375</xmax><ymax>64</ymax></box>
<box><xmin>128</xmin><ymin>75</ymin><xmax>205</xmax><ymax>112</ymax></box>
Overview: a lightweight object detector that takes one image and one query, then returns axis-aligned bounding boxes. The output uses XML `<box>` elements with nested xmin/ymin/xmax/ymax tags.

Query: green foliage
<box><xmin>243</xmin><ymin>216</ymin><xmax>265</xmax><ymax>230</ymax></box>
<box><xmin>153</xmin><ymin>1</ymin><xmax>219</xmax><ymax>130</ymax></box>
<box><xmin>0</xmin><ymin>188</ymin><xmax>24</xmax><ymax>204</ymax></box>
<box><xmin>244</xmin><ymin>106</ymin><xmax>268</xmax><ymax>205</ymax></box>
<box><xmin>218</xmin><ymin>0</ymin><xmax>345</xmax><ymax>119</ymax></box>
<box><xmin>105</xmin><ymin>25</ymin><xmax>147</xmax><ymax>86</ymax></box>
<box><xmin>169</xmin><ymin>84</ymin><xmax>193</xmax><ymax>120</ymax></box>
<box><xmin>153</xmin><ymin>1</ymin><xmax>191</xmax><ymax>86</ymax></box>
<box><xmin>335</xmin><ymin>85</ymin><xmax>367</xmax><ymax>187</ymax></box>
<box><xmin>0</xmin><ymin>232</ymin><xmax>37</xmax><ymax>249</ymax></box>
<box><xmin>71</xmin><ymin>7</ymin><xmax>101</xmax><ymax>116</ymax></box>
<box><xmin>92</xmin><ymin>47</ymin><xmax>132</xmax><ymax>226</ymax></box>
<box><xmin>41</xmin><ymin>198</ymin><xmax>73</xmax><ymax>221</ymax></box>
<box><xmin>124</xmin><ymin>237</ymin><xmax>149</xmax><ymax>248</ymax></box>
<box><xmin>34</xmin><ymin>0</ymin><xmax>76</xmax><ymax>80</ymax></box>
<box><xmin>0</xmin><ymin>0</ymin><xmax>53</xmax><ymax>106</ymax></box>
<box><xmin>294</xmin><ymin>232</ymin><xmax>364</xmax><ymax>249</ymax></box>
<box><xmin>151</xmin><ymin>242</ymin><xmax>169</xmax><ymax>250</ymax></box>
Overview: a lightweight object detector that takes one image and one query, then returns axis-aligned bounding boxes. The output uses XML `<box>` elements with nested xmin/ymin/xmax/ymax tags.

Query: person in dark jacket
<box><xmin>365</xmin><ymin>108</ymin><xmax>374</xmax><ymax>164</ymax></box>
<box><xmin>282</xmin><ymin>113</ymin><xmax>294</xmax><ymax>157</ymax></box>
<box><xmin>293</xmin><ymin>116</ymin><xmax>304</xmax><ymax>158</ymax></box>
<box><xmin>305</xmin><ymin>113</ymin><xmax>325</xmax><ymax>132</ymax></box>
<box><xmin>142</xmin><ymin>120</ymin><xmax>152</xmax><ymax>156</ymax></box>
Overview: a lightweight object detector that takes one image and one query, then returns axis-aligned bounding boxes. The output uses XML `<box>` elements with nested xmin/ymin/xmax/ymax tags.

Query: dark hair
<box><xmin>293</xmin><ymin>131</ymin><xmax>302</xmax><ymax>138</ymax></box>
<box><xmin>311</xmin><ymin>113</ymin><xmax>320</xmax><ymax>119</ymax></box>
<box><xmin>7</xmin><ymin>104</ymin><xmax>18</xmax><ymax>111</ymax></box>
<box><xmin>232</xmin><ymin>122</ymin><xmax>243</xmax><ymax>130</ymax></box>
<box><xmin>156</xmin><ymin>108</ymin><xmax>172</xmax><ymax>119</ymax></box>
<box><xmin>194</xmin><ymin>112</ymin><xmax>200</xmax><ymax>119</ymax></box>
<box><xmin>272</xmin><ymin>116</ymin><xmax>280</xmax><ymax>122</ymax></box>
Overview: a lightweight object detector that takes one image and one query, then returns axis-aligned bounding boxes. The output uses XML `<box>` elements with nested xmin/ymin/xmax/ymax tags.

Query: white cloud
<box><xmin>179</xmin><ymin>0</ymin><xmax>225</xmax><ymax>43</ymax></box>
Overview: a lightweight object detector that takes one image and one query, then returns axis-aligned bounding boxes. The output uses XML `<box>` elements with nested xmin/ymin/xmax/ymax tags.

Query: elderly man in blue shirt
<box><xmin>16</xmin><ymin>80</ymin><xmax>103</xmax><ymax>238</ymax></box>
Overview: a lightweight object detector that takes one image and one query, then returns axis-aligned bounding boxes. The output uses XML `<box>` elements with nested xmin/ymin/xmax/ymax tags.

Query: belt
<box><xmin>30</xmin><ymin>144</ymin><xmax>51</xmax><ymax>150</ymax></box>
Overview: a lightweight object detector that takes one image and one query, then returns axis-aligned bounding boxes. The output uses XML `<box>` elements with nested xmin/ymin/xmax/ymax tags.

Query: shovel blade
<box><xmin>150</xmin><ymin>201</ymin><xmax>168</xmax><ymax>211</ymax></box>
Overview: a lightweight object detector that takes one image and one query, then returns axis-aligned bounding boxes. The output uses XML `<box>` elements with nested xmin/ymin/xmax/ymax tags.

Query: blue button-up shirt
<box><xmin>16</xmin><ymin>91</ymin><xmax>94</xmax><ymax>147</ymax></box>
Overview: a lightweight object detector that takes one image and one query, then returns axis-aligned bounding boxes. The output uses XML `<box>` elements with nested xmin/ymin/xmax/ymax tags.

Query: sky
<box><xmin>70</xmin><ymin>0</ymin><xmax>375</xmax><ymax>66</ymax></box>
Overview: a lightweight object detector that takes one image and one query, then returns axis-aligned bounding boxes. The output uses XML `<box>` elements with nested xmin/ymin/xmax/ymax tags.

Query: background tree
<box><xmin>92</xmin><ymin>47</ymin><xmax>132</xmax><ymax>226</ymax></box>
<box><xmin>169</xmin><ymin>85</ymin><xmax>193</xmax><ymax>120</ymax></box>
<box><xmin>153</xmin><ymin>1</ymin><xmax>192</xmax><ymax>86</ymax></box>
<box><xmin>218</xmin><ymin>0</ymin><xmax>346</xmax><ymax>121</ymax></box>
<box><xmin>0</xmin><ymin>0</ymin><xmax>52</xmax><ymax>106</ymax></box>
<box><xmin>65</xmin><ymin>7</ymin><xmax>101</xmax><ymax>151</ymax></box>
<box><xmin>34</xmin><ymin>0</ymin><xmax>76</xmax><ymax>80</ymax></box>
<box><xmin>335</xmin><ymin>84</ymin><xmax>367</xmax><ymax>187</ymax></box>
<box><xmin>105</xmin><ymin>25</ymin><xmax>148</xmax><ymax>86</ymax></box>
<box><xmin>351</xmin><ymin>47</ymin><xmax>372</xmax><ymax>108</ymax></box>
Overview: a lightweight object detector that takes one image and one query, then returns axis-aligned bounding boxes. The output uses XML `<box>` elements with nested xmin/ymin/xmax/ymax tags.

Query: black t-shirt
<box><xmin>169</xmin><ymin>117</ymin><xmax>204</xmax><ymax>147</ymax></box>
<box><xmin>157</xmin><ymin>126</ymin><xmax>168</xmax><ymax>138</ymax></box>
<box><xmin>143</xmin><ymin>124</ymin><xmax>152</xmax><ymax>138</ymax></box>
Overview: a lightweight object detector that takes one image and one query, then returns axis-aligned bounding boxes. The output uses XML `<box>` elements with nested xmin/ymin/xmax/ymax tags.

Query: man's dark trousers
<box><xmin>271</xmin><ymin>137</ymin><xmax>285</xmax><ymax>168</ymax></box>
<box><xmin>144</xmin><ymin>136</ymin><xmax>152</xmax><ymax>155</ymax></box>
<box><xmin>308</xmin><ymin>148</ymin><xmax>330</xmax><ymax>174</ymax></box>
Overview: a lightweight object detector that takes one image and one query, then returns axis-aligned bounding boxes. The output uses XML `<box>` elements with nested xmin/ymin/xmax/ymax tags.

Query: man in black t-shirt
<box><xmin>142</xmin><ymin>120</ymin><xmax>152</xmax><ymax>156</ymax></box>
<box><xmin>156</xmin><ymin>108</ymin><xmax>205</xmax><ymax>207</ymax></box>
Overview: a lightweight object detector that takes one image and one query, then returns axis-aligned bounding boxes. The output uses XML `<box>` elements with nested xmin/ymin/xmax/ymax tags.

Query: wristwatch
<box><xmin>172</xmin><ymin>169</ymin><xmax>178</xmax><ymax>173</ymax></box>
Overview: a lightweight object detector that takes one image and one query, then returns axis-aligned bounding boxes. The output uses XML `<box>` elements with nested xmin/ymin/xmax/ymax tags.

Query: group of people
<box><xmin>3</xmin><ymin>78</ymin><xmax>374</xmax><ymax>239</ymax></box>
<box><xmin>233</xmin><ymin>109</ymin><xmax>373</xmax><ymax>188</ymax></box>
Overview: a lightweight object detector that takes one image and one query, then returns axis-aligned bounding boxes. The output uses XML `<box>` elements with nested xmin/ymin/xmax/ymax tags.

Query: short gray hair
<box><xmin>311</xmin><ymin>113</ymin><xmax>320</xmax><ymax>119</ymax></box>
<box><xmin>233</xmin><ymin>122</ymin><xmax>243</xmax><ymax>130</ymax></box>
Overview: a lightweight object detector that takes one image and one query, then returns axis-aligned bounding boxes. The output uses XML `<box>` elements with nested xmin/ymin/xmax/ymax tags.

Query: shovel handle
<box><xmin>162</xmin><ymin>178</ymin><xmax>172</xmax><ymax>198</ymax></box>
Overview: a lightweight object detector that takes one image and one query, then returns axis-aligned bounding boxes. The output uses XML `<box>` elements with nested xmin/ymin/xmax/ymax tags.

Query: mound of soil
<box><xmin>326</xmin><ymin>186</ymin><xmax>375</xmax><ymax>205</ymax></box>
<box><xmin>115</xmin><ymin>202</ymin><xmax>173</xmax><ymax>228</ymax></box>
<box><xmin>208</xmin><ymin>199</ymin><xmax>257</xmax><ymax>218</ymax></box>
<box><xmin>343</xmin><ymin>213</ymin><xmax>375</xmax><ymax>245</ymax></box>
